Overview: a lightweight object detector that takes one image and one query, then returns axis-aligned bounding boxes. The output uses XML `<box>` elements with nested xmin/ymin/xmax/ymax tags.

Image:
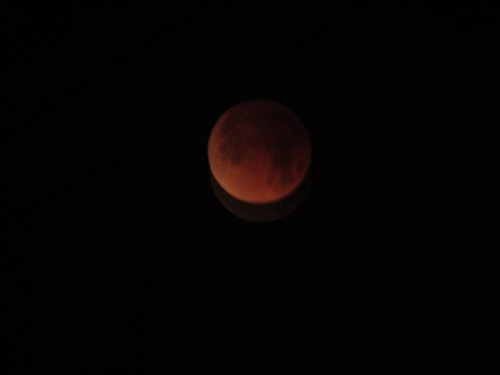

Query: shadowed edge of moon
<box><xmin>209</xmin><ymin>168</ymin><xmax>311</xmax><ymax>222</ymax></box>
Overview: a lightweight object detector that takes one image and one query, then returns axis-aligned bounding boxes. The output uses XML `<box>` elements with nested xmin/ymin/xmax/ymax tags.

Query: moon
<box><xmin>208</xmin><ymin>99</ymin><xmax>311</xmax><ymax>205</ymax></box>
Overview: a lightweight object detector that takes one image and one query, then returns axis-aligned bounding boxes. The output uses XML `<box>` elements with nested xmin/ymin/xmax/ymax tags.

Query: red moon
<box><xmin>208</xmin><ymin>99</ymin><xmax>311</xmax><ymax>204</ymax></box>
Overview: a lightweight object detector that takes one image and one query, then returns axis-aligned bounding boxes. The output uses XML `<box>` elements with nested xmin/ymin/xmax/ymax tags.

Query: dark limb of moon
<box><xmin>209</xmin><ymin>168</ymin><xmax>311</xmax><ymax>222</ymax></box>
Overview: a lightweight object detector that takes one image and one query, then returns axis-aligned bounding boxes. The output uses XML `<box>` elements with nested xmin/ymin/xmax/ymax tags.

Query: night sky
<box><xmin>4</xmin><ymin>3</ymin><xmax>495</xmax><ymax>372</ymax></box>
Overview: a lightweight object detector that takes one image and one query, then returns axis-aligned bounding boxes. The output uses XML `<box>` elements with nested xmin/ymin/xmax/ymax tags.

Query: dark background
<box><xmin>3</xmin><ymin>3</ymin><xmax>496</xmax><ymax>372</ymax></box>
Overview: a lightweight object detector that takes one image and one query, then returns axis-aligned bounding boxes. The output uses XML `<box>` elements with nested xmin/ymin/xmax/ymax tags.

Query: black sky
<box><xmin>3</xmin><ymin>3</ymin><xmax>495</xmax><ymax>373</ymax></box>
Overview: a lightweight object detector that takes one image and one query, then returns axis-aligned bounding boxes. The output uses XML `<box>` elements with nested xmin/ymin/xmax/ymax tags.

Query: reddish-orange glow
<box><xmin>208</xmin><ymin>99</ymin><xmax>311</xmax><ymax>204</ymax></box>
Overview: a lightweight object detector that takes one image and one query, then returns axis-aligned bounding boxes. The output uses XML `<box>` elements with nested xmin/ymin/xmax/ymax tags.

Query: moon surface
<box><xmin>208</xmin><ymin>99</ymin><xmax>311</xmax><ymax>205</ymax></box>
<box><xmin>209</xmin><ymin>168</ymin><xmax>311</xmax><ymax>222</ymax></box>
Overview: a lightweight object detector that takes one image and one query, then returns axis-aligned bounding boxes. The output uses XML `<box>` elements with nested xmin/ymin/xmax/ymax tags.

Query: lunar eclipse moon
<box><xmin>208</xmin><ymin>99</ymin><xmax>311</xmax><ymax>220</ymax></box>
